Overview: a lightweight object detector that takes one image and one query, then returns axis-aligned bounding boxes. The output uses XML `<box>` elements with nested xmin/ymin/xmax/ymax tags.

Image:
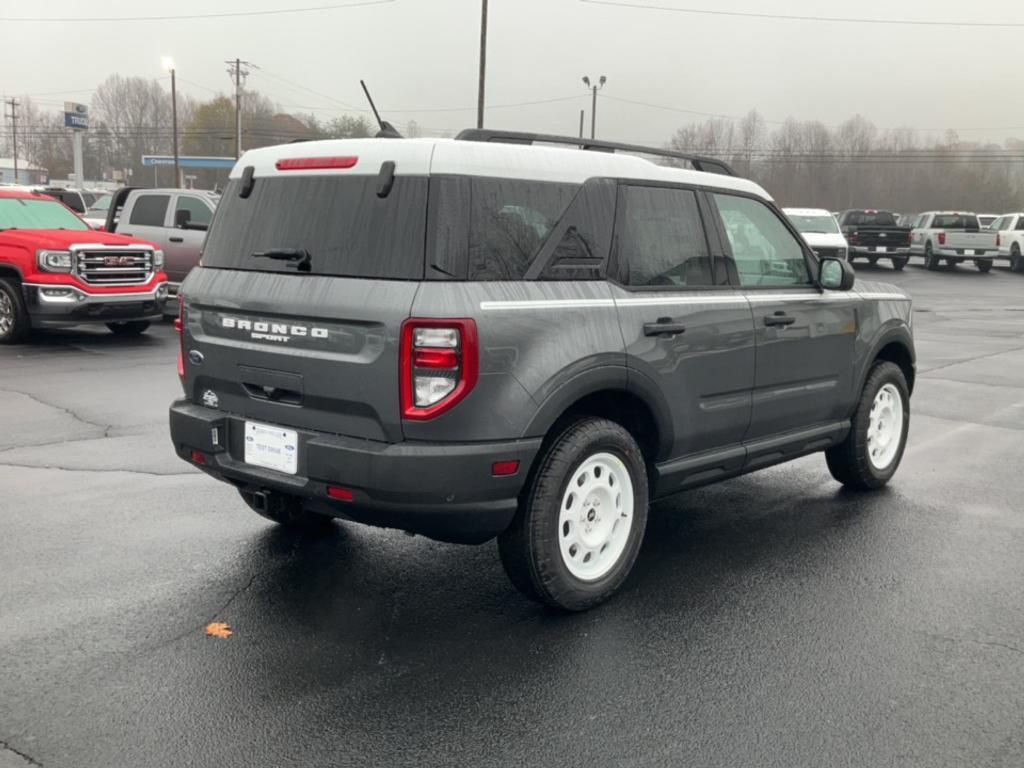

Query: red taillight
<box><xmin>938</xmin><ymin>231</ymin><xmax>946</xmax><ymax>246</ymax></box>
<box><xmin>190</xmin><ymin>450</ymin><xmax>206</xmax><ymax>465</ymax></box>
<box><xmin>413</xmin><ymin>348</ymin><xmax>459</xmax><ymax>370</ymax></box>
<box><xmin>275</xmin><ymin>156</ymin><xmax>358</xmax><ymax>171</ymax></box>
<box><xmin>400</xmin><ymin>318</ymin><xmax>479</xmax><ymax>421</ymax></box>
<box><xmin>176</xmin><ymin>294</ymin><xmax>185</xmax><ymax>380</ymax></box>
<box><xmin>996</xmin><ymin>233</ymin><xmax>1001</xmax><ymax>247</ymax></box>
<box><xmin>491</xmin><ymin>460</ymin><xmax>520</xmax><ymax>477</ymax></box>
<box><xmin>327</xmin><ymin>486</ymin><xmax>354</xmax><ymax>502</ymax></box>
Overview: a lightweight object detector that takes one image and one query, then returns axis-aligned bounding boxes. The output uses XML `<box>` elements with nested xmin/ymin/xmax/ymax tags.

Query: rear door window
<box><xmin>129</xmin><ymin>194</ymin><xmax>170</xmax><ymax>227</ymax></box>
<box><xmin>713</xmin><ymin>193</ymin><xmax>811</xmax><ymax>287</ymax></box>
<box><xmin>615</xmin><ymin>185</ymin><xmax>712</xmax><ymax>288</ymax></box>
<box><xmin>202</xmin><ymin>175</ymin><xmax>427</xmax><ymax>279</ymax></box>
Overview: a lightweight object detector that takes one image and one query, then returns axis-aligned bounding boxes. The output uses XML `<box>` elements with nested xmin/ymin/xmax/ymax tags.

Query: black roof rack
<box><xmin>455</xmin><ymin>129</ymin><xmax>736</xmax><ymax>177</ymax></box>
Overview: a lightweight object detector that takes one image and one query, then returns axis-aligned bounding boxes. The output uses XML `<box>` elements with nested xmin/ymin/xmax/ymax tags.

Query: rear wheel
<box><xmin>976</xmin><ymin>259</ymin><xmax>993</xmax><ymax>273</ymax></box>
<box><xmin>826</xmin><ymin>361</ymin><xmax>910</xmax><ymax>490</ymax></box>
<box><xmin>0</xmin><ymin>278</ymin><xmax>30</xmax><ymax>344</ymax></box>
<box><xmin>238</xmin><ymin>488</ymin><xmax>334</xmax><ymax>529</ymax></box>
<box><xmin>498</xmin><ymin>417</ymin><xmax>649</xmax><ymax>611</ymax></box>
<box><xmin>892</xmin><ymin>257</ymin><xmax>908</xmax><ymax>271</ymax></box>
<box><xmin>1011</xmin><ymin>244</ymin><xmax>1022</xmax><ymax>272</ymax></box>
<box><xmin>106</xmin><ymin>320</ymin><xmax>151</xmax><ymax>336</ymax></box>
<box><xmin>924</xmin><ymin>243</ymin><xmax>940</xmax><ymax>270</ymax></box>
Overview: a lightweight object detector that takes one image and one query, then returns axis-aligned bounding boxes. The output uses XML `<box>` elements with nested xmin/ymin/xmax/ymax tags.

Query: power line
<box><xmin>578</xmin><ymin>0</ymin><xmax>1024</xmax><ymax>28</ymax></box>
<box><xmin>0</xmin><ymin>0</ymin><xmax>395</xmax><ymax>23</ymax></box>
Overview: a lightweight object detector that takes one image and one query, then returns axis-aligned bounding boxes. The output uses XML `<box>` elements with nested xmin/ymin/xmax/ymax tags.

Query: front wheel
<box><xmin>498</xmin><ymin>417</ymin><xmax>649</xmax><ymax>611</ymax></box>
<box><xmin>106</xmin><ymin>320</ymin><xmax>151</xmax><ymax>336</ymax></box>
<box><xmin>0</xmin><ymin>278</ymin><xmax>31</xmax><ymax>344</ymax></box>
<box><xmin>976</xmin><ymin>259</ymin><xmax>993</xmax><ymax>273</ymax></box>
<box><xmin>826</xmin><ymin>361</ymin><xmax>910</xmax><ymax>490</ymax></box>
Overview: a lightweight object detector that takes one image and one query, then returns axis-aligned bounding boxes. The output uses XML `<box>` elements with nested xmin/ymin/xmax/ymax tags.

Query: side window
<box><xmin>616</xmin><ymin>186</ymin><xmax>712</xmax><ymax>288</ymax></box>
<box><xmin>1016</xmin><ymin>217</ymin><xmax>1024</xmax><ymax>232</ymax></box>
<box><xmin>62</xmin><ymin>193</ymin><xmax>85</xmax><ymax>213</ymax></box>
<box><xmin>713</xmin><ymin>193</ymin><xmax>811</xmax><ymax>287</ymax></box>
<box><xmin>175</xmin><ymin>195</ymin><xmax>213</xmax><ymax>228</ymax></box>
<box><xmin>129</xmin><ymin>194</ymin><xmax>170</xmax><ymax>227</ymax></box>
<box><xmin>991</xmin><ymin>217</ymin><xmax>1005</xmax><ymax>232</ymax></box>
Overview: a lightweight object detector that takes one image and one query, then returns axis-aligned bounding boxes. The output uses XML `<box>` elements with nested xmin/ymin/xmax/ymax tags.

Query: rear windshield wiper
<box><xmin>252</xmin><ymin>248</ymin><xmax>312</xmax><ymax>272</ymax></box>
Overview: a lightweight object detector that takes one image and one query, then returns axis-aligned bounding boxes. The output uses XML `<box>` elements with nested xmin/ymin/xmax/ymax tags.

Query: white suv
<box><xmin>784</xmin><ymin>208</ymin><xmax>848</xmax><ymax>261</ymax></box>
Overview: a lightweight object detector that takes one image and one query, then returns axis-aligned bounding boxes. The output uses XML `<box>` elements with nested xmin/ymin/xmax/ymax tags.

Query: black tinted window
<box><xmin>202</xmin><ymin>176</ymin><xmax>427</xmax><ymax>279</ymax></box>
<box><xmin>129</xmin><ymin>194</ymin><xmax>170</xmax><ymax>226</ymax></box>
<box><xmin>466</xmin><ymin>179</ymin><xmax>577</xmax><ymax>280</ymax></box>
<box><xmin>1017</xmin><ymin>217</ymin><xmax>1024</xmax><ymax>231</ymax></box>
<box><xmin>617</xmin><ymin>186</ymin><xmax>712</xmax><ymax>287</ymax></box>
<box><xmin>932</xmin><ymin>214</ymin><xmax>978</xmax><ymax>229</ymax></box>
<box><xmin>844</xmin><ymin>211</ymin><xmax>897</xmax><ymax>227</ymax></box>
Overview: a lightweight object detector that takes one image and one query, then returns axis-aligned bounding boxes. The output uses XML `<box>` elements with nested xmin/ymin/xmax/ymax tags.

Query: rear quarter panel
<box><xmin>407</xmin><ymin>281</ymin><xmax>625</xmax><ymax>441</ymax></box>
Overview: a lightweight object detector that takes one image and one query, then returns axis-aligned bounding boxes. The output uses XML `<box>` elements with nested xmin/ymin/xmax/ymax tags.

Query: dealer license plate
<box><xmin>874</xmin><ymin>246</ymin><xmax>887</xmax><ymax>253</ymax></box>
<box><xmin>965</xmin><ymin>249</ymin><xmax>975</xmax><ymax>256</ymax></box>
<box><xmin>244</xmin><ymin>421</ymin><xmax>298</xmax><ymax>475</ymax></box>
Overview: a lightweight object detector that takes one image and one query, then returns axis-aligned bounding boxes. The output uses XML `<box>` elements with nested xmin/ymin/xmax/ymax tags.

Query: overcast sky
<box><xmin>3</xmin><ymin>0</ymin><xmax>1023</xmax><ymax>146</ymax></box>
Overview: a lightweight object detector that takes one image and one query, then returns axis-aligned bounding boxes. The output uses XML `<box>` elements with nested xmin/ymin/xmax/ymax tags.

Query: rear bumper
<box><xmin>23</xmin><ymin>281</ymin><xmax>169</xmax><ymax>327</ymax></box>
<box><xmin>933</xmin><ymin>248</ymin><xmax>996</xmax><ymax>258</ymax></box>
<box><xmin>850</xmin><ymin>247</ymin><xmax>909</xmax><ymax>258</ymax></box>
<box><xmin>168</xmin><ymin>400</ymin><xmax>542</xmax><ymax>543</ymax></box>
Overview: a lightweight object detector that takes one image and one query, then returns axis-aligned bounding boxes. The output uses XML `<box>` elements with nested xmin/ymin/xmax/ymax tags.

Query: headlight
<box><xmin>37</xmin><ymin>250</ymin><xmax>73</xmax><ymax>273</ymax></box>
<box><xmin>153</xmin><ymin>249</ymin><xmax>165</xmax><ymax>269</ymax></box>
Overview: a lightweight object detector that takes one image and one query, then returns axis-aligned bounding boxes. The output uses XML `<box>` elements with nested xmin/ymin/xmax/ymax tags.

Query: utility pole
<box><xmin>581</xmin><ymin>75</ymin><xmax>606</xmax><ymax>140</ymax></box>
<box><xmin>579</xmin><ymin>109</ymin><xmax>584</xmax><ymax>139</ymax></box>
<box><xmin>477</xmin><ymin>0</ymin><xmax>488</xmax><ymax>129</ymax></box>
<box><xmin>4</xmin><ymin>98</ymin><xmax>18</xmax><ymax>183</ymax></box>
<box><xmin>163</xmin><ymin>58</ymin><xmax>180</xmax><ymax>187</ymax></box>
<box><xmin>225</xmin><ymin>58</ymin><xmax>252</xmax><ymax>159</ymax></box>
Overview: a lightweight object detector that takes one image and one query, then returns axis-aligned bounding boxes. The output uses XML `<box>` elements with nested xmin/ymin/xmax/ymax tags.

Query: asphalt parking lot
<box><xmin>1</xmin><ymin>263</ymin><xmax>1023</xmax><ymax>768</ymax></box>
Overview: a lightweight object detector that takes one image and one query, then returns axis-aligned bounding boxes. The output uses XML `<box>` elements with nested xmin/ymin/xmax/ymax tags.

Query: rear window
<box><xmin>932</xmin><ymin>214</ymin><xmax>979</xmax><ymax>230</ymax></box>
<box><xmin>129</xmin><ymin>194</ymin><xmax>170</xmax><ymax>226</ymax></box>
<box><xmin>202</xmin><ymin>176</ymin><xmax>428</xmax><ymax>279</ymax></box>
<box><xmin>844</xmin><ymin>211</ymin><xmax>897</xmax><ymax>227</ymax></box>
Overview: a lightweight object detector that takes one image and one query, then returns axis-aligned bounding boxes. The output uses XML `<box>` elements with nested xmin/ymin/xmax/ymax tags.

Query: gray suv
<box><xmin>169</xmin><ymin>131</ymin><xmax>915</xmax><ymax>610</ymax></box>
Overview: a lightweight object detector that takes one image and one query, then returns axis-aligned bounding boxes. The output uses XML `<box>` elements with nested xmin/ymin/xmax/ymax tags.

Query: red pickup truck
<box><xmin>0</xmin><ymin>188</ymin><xmax>168</xmax><ymax>343</ymax></box>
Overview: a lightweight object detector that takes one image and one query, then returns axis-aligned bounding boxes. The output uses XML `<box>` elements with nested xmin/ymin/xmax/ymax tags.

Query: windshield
<box><xmin>788</xmin><ymin>214</ymin><xmax>840</xmax><ymax>235</ymax></box>
<box><xmin>0</xmin><ymin>197</ymin><xmax>90</xmax><ymax>231</ymax></box>
<box><xmin>844</xmin><ymin>211</ymin><xmax>897</xmax><ymax>227</ymax></box>
<box><xmin>86</xmin><ymin>193</ymin><xmax>111</xmax><ymax>214</ymax></box>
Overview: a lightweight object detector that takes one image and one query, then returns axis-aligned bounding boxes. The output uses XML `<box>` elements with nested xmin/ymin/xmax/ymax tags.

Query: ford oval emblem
<box><xmin>188</xmin><ymin>350</ymin><xmax>205</xmax><ymax>365</ymax></box>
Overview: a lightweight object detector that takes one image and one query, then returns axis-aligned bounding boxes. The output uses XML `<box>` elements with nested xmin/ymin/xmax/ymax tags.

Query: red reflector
<box><xmin>275</xmin><ymin>156</ymin><xmax>358</xmax><ymax>171</ymax></box>
<box><xmin>492</xmin><ymin>460</ymin><xmax>520</xmax><ymax>477</ymax></box>
<box><xmin>413</xmin><ymin>348</ymin><xmax>459</xmax><ymax>369</ymax></box>
<box><xmin>190</xmin><ymin>450</ymin><xmax>206</xmax><ymax>465</ymax></box>
<box><xmin>327</xmin><ymin>486</ymin><xmax>354</xmax><ymax>502</ymax></box>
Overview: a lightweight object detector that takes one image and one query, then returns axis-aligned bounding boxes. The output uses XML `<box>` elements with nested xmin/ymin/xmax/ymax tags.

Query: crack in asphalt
<box><xmin>0</xmin><ymin>388</ymin><xmax>112</xmax><ymax>435</ymax></box>
<box><xmin>916</xmin><ymin>344</ymin><xmax>1024</xmax><ymax>375</ymax></box>
<box><xmin>0</xmin><ymin>739</ymin><xmax>43</xmax><ymax>767</ymax></box>
<box><xmin>923</xmin><ymin>632</ymin><xmax>1024</xmax><ymax>657</ymax></box>
<box><xmin>0</xmin><ymin>461</ymin><xmax>198</xmax><ymax>478</ymax></box>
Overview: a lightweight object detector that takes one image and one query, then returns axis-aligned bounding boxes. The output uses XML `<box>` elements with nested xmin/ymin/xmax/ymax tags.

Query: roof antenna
<box><xmin>360</xmin><ymin>80</ymin><xmax>403</xmax><ymax>139</ymax></box>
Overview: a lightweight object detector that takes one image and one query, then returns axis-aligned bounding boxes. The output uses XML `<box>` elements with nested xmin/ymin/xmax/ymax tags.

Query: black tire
<box><xmin>498</xmin><ymin>417</ymin><xmax>649</xmax><ymax>611</ymax></box>
<box><xmin>106</xmin><ymin>320</ymin><xmax>151</xmax><ymax>336</ymax></box>
<box><xmin>238</xmin><ymin>488</ymin><xmax>334</xmax><ymax>529</ymax></box>
<box><xmin>868</xmin><ymin>256</ymin><xmax>879</xmax><ymax>266</ymax></box>
<box><xmin>826</xmin><ymin>361</ymin><xmax>910</xmax><ymax>491</ymax></box>
<box><xmin>1010</xmin><ymin>244</ymin><xmax>1022</xmax><ymax>273</ymax></box>
<box><xmin>0</xmin><ymin>277</ymin><xmax>30</xmax><ymax>344</ymax></box>
<box><xmin>892</xmin><ymin>257</ymin><xmax>908</xmax><ymax>271</ymax></box>
<box><xmin>924</xmin><ymin>243</ymin><xmax>940</xmax><ymax>270</ymax></box>
<box><xmin>976</xmin><ymin>260</ymin><xmax>993</xmax><ymax>273</ymax></box>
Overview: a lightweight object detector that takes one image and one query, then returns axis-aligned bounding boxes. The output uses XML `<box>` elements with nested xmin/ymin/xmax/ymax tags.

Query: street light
<box><xmin>581</xmin><ymin>75</ymin><xmax>606</xmax><ymax>140</ymax></box>
<box><xmin>163</xmin><ymin>56</ymin><xmax>180</xmax><ymax>188</ymax></box>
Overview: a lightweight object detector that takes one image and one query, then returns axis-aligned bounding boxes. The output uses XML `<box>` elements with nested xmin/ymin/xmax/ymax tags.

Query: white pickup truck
<box><xmin>909</xmin><ymin>211</ymin><xmax>999</xmax><ymax>272</ymax></box>
<box><xmin>991</xmin><ymin>212</ymin><xmax>1024</xmax><ymax>272</ymax></box>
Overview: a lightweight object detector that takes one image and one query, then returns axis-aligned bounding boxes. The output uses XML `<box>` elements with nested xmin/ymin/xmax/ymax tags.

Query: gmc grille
<box><xmin>76</xmin><ymin>250</ymin><xmax>154</xmax><ymax>286</ymax></box>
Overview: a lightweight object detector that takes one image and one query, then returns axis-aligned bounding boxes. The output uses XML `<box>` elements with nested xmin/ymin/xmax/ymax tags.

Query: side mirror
<box><xmin>820</xmin><ymin>257</ymin><xmax>855</xmax><ymax>291</ymax></box>
<box><xmin>174</xmin><ymin>209</ymin><xmax>191</xmax><ymax>229</ymax></box>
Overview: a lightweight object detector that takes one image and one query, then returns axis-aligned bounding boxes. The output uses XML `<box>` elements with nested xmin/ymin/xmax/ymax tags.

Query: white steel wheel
<box><xmin>557</xmin><ymin>452</ymin><xmax>635</xmax><ymax>581</ymax></box>
<box><xmin>867</xmin><ymin>383</ymin><xmax>904</xmax><ymax>470</ymax></box>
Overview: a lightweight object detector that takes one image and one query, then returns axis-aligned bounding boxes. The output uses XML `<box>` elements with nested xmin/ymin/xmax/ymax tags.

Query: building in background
<box><xmin>0</xmin><ymin>158</ymin><xmax>47</xmax><ymax>185</ymax></box>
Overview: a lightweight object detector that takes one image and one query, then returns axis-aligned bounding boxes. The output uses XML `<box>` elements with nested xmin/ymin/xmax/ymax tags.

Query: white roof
<box><xmin>783</xmin><ymin>208</ymin><xmax>834</xmax><ymax>217</ymax></box>
<box><xmin>230</xmin><ymin>137</ymin><xmax>771</xmax><ymax>199</ymax></box>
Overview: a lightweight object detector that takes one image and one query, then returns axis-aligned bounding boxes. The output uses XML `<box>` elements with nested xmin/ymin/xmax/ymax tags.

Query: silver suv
<box><xmin>169</xmin><ymin>131</ymin><xmax>915</xmax><ymax>610</ymax></box>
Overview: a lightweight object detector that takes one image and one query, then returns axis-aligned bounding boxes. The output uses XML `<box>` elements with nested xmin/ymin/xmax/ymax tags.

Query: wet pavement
<box><xmin>1</xmin><ymin>264</ymin><xmax>1023</xmax><ymax>767</ymax></box>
